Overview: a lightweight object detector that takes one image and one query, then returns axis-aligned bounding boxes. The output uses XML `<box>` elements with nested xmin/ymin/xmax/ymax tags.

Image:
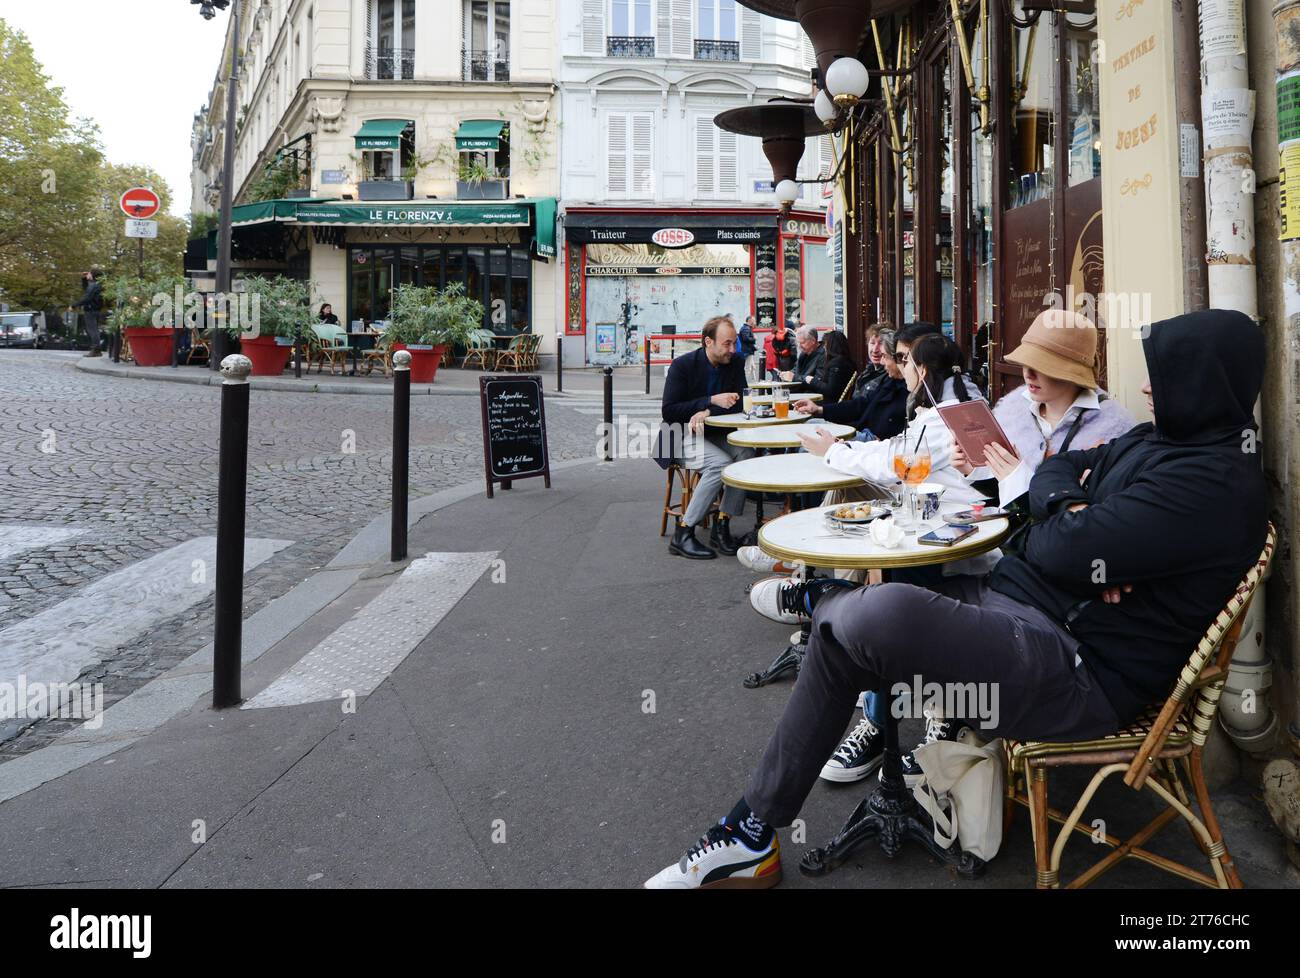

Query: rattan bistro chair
<box><xmin>1005</xmin><ymin>525</ymin><xmax>1275</xmax><ymax>889</ymax></box>
<box><xmin>837</xmin><ymin>371</ymin><xmax>858</xmax><ymax>402</ymax></box>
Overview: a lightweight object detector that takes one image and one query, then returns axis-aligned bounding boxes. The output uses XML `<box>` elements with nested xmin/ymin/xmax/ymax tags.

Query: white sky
<box><xmin>3</xmin><ymin>0</ymin><xmax>231</xmax><ymax>218</ymax></box>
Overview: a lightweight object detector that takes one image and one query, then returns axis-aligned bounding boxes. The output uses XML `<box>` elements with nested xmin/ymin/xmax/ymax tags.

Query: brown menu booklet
<box><xmin>936</xmin><ymin>399</ymin><xmax>1017</xmax><ymax>467</ymax></box>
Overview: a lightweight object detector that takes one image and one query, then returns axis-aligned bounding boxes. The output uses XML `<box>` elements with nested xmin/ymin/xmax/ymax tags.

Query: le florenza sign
<box><xmin>293</xmin><ymin>203</ymin><xmax>529</xmax><ymax>226</ymax></box>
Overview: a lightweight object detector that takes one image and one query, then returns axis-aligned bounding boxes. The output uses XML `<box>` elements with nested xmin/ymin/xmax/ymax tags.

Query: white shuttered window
<box><xmin>582</xmin><ymin>0</ymin><xmax>604</xmax><ymax>54</ymax></box>
<box><xmin>695</xmin><ymin>116</ymin><xmax>738</xmax><ymax>199</ymax></box>
<box><xmin>608</xmin><ymin>112</ymin><xmax>655</xmax><ymax>198</ymax></box>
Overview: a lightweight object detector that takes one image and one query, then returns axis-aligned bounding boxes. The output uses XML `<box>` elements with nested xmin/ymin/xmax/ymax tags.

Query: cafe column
<box><xmin>1097</xmin><ymin>0</ymin><xmax>1199</xmax><ymax>418</ymax></box>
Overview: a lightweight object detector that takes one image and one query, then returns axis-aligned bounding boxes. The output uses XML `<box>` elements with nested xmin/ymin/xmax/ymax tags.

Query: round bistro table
<box><xmin>757</xmin><ymin>503</ymin><xmax>1010</xmax><ymax>882</ymax></box>
<box><xmin>705</xmin><ymin>410</ymin><xmax>811</xmax><ymax>429</ymax></box>
<box><xmin>726</xmin><ymin>420</ymin><xmax>855</xmax><ymax>450</ymax></box>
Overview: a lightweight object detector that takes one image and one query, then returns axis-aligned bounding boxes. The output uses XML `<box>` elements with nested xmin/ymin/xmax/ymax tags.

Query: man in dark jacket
<box><xmin>782</xmin><ymin>326</ymin><xmax>823</xmax><ymax>384</ymax></box>
<box><xmin>70</xmin><ymin>269</ymin><xmax>104</xmax><ymax>357</ymax></box>
<box><xmin>644</xmin><ymin>309</ymin><xmax>1269</xmax><ymax>888</ymax></box>
<box><xmin>657</xmin><ymin>315</ymin><xmax>755</xmax><ymax>559</ymax></box>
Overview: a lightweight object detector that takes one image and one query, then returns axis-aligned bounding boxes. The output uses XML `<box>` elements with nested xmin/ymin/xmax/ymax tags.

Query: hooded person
<box><xmin>644</xmin><ymin>308</ymin><xmax>1269</xmax><ymax>890</ymax></box>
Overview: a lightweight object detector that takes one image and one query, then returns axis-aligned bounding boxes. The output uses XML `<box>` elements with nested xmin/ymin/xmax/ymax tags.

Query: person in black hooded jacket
<box><xmin>643</xmin><ymin>309</ymin><xmax>1270</xmax><ymax>889</ymax></box>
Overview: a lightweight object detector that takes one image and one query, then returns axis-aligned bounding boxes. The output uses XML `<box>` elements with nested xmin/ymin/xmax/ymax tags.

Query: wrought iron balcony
<box><xmin>606</xmin><ymin>35</ymin><xmax>656</xmax><ymax>58</ymax></box>
<box><xmin>365</xmin><ymin>45</ymin><xmax>414</xmax><ymax>80</ymax></box>
<box><xmin>694</xmin><ymin>39</ymin><xmax>740</xmax><ymax>61</ymax></box>
<box><xmin>462</xmin><ymin>47</ymin><xmax>510</xmax><ymax>82</ymax></box>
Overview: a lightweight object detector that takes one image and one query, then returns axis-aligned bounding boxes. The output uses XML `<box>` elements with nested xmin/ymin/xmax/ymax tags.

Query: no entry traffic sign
<box><xmin>120</xmin><ymin>187</ymin><xmax>161</xmax><ymax>220</ymax></box>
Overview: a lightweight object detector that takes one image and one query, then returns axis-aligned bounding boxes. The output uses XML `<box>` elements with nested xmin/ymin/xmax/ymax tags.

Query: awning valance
<box><xmin>455</xmin><ymin>119</ymin><xmax>506</xmax><ymax>151</ymax></box>
<box><xmin>354</xmin><ymin>118</ymin><xmax>412</xmax><ymax>150</ymax></box>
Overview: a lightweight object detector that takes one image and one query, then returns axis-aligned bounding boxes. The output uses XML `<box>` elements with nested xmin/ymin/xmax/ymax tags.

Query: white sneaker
<box><xmin>736</xmin><ymin>546</ymin><xmax>797</xmax><ymax>575</ymax></box>
<box><xmin>748</xmin><ymin>576</ymin><xmax>806</xmax><ymax>625</ymax></box>
<box><xmin>820</xmin><ymin>716</ymin><xmax>884</xmax><ymax>783</ymax></box>
<box><xmin>643</xmin><ymin>824</ymin><xmax>782</xmax><ymax>889</ymax></box>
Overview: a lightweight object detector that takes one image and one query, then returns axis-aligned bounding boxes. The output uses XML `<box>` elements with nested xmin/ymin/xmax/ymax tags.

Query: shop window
<box><xmin>362</xmin><ymin>125</ymin><xmax>415</xmax><ymax>182</ymax></box>
<box><xmin>1065</xmin><ymin>19</ymin><xmax>1101</xmax><ymax>188</ymax></box>
<box><xmin>510</xmin><ymin>250</ymin><xmax>530</xmax><ymax>331</ymax></box>
<box><xmin>1008</xmin><ymin>4</ymin><xmax>1054</xmax><ymax>207</ymax></box>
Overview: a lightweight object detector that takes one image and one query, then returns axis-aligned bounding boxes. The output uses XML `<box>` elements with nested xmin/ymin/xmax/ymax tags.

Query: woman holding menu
<box><xmin>949</xmin><ymin>309</ymin><xmax>1134</xmax><ymax>508</ymax></box>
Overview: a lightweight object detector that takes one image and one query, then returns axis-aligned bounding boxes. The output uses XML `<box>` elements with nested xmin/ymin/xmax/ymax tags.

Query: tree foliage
<box><xmin>0</xmin><ymin>19</ymin><xmax>186</xmax><ymax>313</ymax></box>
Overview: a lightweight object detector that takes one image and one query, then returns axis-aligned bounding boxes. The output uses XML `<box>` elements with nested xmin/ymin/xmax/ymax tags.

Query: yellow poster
<box><xmin>1282</xmin><ymin>142</ymin><xmax>1300</xmax><ymax>242</ymax></box>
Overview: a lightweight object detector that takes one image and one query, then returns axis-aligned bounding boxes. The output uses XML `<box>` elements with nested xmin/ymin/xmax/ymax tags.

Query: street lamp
<box><xmin>825</xmin><ymin>56</ymin><xmax>871</xmax><ymax>109</ymax></box>
<box><xmin>193</xmin><ymin>0</ymin><xmax>239</xmax><ymax>370</ymax></box>
<box><xmin>814</xmin><ymin>88</ymin><xmax>841</xmax><ymax>127</ymax></box>
<box><xmin>774</xmin><ymin>179</ymin><xmax>801</xmax><ymax>213</ymax></box>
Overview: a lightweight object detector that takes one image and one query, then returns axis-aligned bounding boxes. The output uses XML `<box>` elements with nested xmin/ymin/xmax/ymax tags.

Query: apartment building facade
<box><xmin>191</xmin><ymin>0</ymin><xmax>561</xmax><ymax>346</ymax></box>
<box><xmin>556</xmin><ymin>0</ymin><xmax>840</xmax><ymax>365</ymax></box>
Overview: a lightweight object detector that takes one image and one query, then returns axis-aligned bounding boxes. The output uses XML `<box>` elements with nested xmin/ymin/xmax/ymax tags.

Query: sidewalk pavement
<box><xmin>74</xmin><ymin>355</ymin><xmax>666</xmax><ymax>399</ymax></box>
<box><xmin>0</xmin><ymin>459</ymin><xmax>1294</xmax><ymax>888</ymax></box>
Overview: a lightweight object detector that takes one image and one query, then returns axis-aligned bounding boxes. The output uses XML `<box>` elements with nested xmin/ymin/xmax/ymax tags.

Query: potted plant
<box><xmin>107</xmin><ymin>273</ymin><xmax>188</xmax><ymax>367</ymax></box>
<box><xmin>217</xmin><ymin>275</ymin><xmax>316</xmax><ymax>376</ymax></box>
<box><xmin>388</xmin><ymin>282</ymin><xmax>483</xmax><ymax>383</ymax></box>
<box><xmin>456</xmin><ymin>157</ymin><xmax>508</xmax><ymax>200</ymax></box>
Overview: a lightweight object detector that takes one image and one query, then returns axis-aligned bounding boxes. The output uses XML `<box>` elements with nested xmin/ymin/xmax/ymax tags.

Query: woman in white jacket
<box><xmin>797</xmin><ymin>332</ymin><xmax>989</xmax><ymax>522</ymax></box>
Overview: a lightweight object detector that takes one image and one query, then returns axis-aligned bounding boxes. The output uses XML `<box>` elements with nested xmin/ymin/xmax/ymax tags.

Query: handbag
<box><xmin>911</xmin><ymin>736</ymin><xmax>1006</xmax><ymax>861</ymax></box>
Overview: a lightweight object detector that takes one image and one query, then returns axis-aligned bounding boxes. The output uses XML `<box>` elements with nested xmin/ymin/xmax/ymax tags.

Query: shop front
<box><xmin>562</xmin><ymin>207</ymin><xmax>833</xmax><ymax>366</ymax></box>
<box><xmin>224</xmin><ymin>196</ymin><xmax>558</xmax><ymax>342</ymax></box>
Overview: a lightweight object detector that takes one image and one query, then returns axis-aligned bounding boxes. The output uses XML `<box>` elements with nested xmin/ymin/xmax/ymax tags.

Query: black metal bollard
<box><xmin>391</xmin><ymin>349</ymin><xmax>411</xmax><ymax>562</ymax></box>
<box><xmin>645</xmin><ymin>333</ymin><xmax>651</xmax><ymax>395</ymax></box>
<box><xmin>603</xmin><ymin>366</ymin><xmax>614</xmax><ymax>463</ymax></box>
<box><xmin>171</xmin><ymin>324</ymin><xmax>180</xmax><ymax>368</ymax></box>
<box><xmin>556</xmin><ymin>334</ymin><xmax>563</xmax><ymax>392</ymax></box>
<box><xmin>758</xmin><ymin>350</ymin><xmax>767</xmax><ymax>381</ymax></box>
<box><xmin>212</xmin><ymin>354</ymin><xmax>251</xmax><ymax>709</ymax></box>
<box><xmin>294</xmin><ymin>330</ymin><xmax>303</xmax><ymax>379</ymax></box>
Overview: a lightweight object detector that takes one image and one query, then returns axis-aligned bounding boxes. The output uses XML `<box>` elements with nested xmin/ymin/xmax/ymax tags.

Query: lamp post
<box><xmin>193</xmin><ymin>0</ymin><xmax>240</xmax><ymax>371</ymax></box>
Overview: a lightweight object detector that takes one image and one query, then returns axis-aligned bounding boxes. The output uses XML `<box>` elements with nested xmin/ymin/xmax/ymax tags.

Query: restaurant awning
<box><xmin>563</xmin><ymin>209</ymin><xmax>780</xmax><ymax>245</ymax></box>
<box><xmin>223</xmin><ymin>197</ymin><xmax>559</xmax><ymax>261</ymax></box>
<box><xmin>354</xmin><ymin>118</ymin><xmax>412</xmax><ymax>150</ymax></box>
<box><xmin>455</xmin><ymin>120</ymin><xmax>506</xmax><ymax>151</ymax></box>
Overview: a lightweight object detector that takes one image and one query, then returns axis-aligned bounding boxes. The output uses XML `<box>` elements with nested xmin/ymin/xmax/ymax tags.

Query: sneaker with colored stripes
<box><xmin>643</xmin><ymin>824</ymin><xmax>782</xmax><ymax>889</ymax></box>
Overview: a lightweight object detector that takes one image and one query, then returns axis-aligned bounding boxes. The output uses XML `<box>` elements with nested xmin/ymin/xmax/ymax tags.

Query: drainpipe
<box><xmin>1198</xmin><ymin>0</ymin><xmax>1274</xmax><ymax>752</ymax></box>
<box><xmin>1275</xmin><ymin>0</ymin><xmax>1300</xmax><ymax>761</ymax></box>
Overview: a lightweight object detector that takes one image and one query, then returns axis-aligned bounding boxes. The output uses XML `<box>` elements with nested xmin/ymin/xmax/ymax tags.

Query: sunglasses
<box><xmin>891</xmin><ymin>352</ymin><xmax>910</xmax><ymax>365</ymax></box>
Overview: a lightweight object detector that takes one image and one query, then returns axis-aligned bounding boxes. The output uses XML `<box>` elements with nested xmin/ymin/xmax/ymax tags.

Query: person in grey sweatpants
<box><xmin>745</xmin><ymin>576</ymin><xmax>1119</xmax><ymax>827</ymax></box>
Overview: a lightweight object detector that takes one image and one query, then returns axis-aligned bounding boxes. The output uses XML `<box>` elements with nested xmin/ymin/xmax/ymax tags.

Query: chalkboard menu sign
<box><xmin>478</xmin><ymin>375</ymin><xmax>552</xmax><ymax>498</ymax></box>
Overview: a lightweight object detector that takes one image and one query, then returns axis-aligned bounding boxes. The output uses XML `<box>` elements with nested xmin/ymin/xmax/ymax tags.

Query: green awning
<box><xmin>455</xmin><ymin>119</ymin><xmax>506</xmax><ymax>151</ymax></box>
<box><xmin>355</xmin><ymin>118</ymin><xmax>412</xmax><ymax>150</ymax></box>
<box><xmin>229</xmin><ymin>198</ymin><xmax>331</xmax><ymax>227</ymax></box>
<box><xmin>531</xmin><ymin>197</ymin><xmax>557</xmax><ymax>261</ymax></box>
<box><xmin>292</xmin><ymin>201</ymin><xmax>530</xmax><ymax>227</ymax></box>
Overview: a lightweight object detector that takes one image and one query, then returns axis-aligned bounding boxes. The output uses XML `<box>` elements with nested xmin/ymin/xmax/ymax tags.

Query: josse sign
<box><xmin>650</xmin><ymin>227</ymin><xmax>695</xmax><ymax>248</ymax></box>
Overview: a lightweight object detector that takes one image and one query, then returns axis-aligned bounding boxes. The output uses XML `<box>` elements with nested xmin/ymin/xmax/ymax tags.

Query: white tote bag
<box><xmin>911</xmin><ymin>737</ymin><xmax>1006</xmax><ymax>861</ymax></box>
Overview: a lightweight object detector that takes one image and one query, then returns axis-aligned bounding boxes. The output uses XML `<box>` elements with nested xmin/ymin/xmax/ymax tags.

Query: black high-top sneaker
<box><xmin>669</xmin><ymin>522</ymin><xmax>716</xmax><ymax>559</ymax></box>
<box><xmin>709</xmin><ymin>516</ymin><xmax>740</xmax><ymax>556</ymax></box>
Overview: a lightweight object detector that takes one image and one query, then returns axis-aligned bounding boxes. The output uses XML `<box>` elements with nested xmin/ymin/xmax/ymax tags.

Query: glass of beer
<box><xmin>742</xmin><ymin>387</ymin><xmax>753</xmax><ymax>416</ymax></box>
<box><xmin>774</xmin><ymin>386</ymin><xmax>790</xmax><ymax>419</ymax></box>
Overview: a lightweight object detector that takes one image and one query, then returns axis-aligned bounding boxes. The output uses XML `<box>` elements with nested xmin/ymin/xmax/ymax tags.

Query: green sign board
<box><xmin>292</xmin><ymin>203</ymin><xmax>529</xmax><ymax>226</ymax></box>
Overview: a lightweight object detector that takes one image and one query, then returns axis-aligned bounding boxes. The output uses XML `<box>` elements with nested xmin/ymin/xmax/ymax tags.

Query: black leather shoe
<box><xmin>710</xmin><ymin>517</ymin><xmax>740</xmax><ymax>556</ymax></box>
<box><xmin>669</xmin><ymin>524</ymin><xmax>716</xmax><ymax>559</ymax></box>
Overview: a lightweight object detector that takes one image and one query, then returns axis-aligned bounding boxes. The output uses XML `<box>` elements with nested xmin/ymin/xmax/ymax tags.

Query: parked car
<box><xmin>0</xmin><ymin>311</ymin><xmax>47</xmax><ymax>348</ymax></box>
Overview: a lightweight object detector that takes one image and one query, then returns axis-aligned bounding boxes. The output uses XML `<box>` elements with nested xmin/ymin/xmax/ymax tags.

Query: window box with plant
<box><xmin>358</xmin><ymin>123</ymin><xmax>418</xmax><ymax>201</ymax></box>
<box><xmin>388</xmin><ymin>281</ymin><xmax>484</xmax><ymax>383</ymax></box>
<box><xmin>107</xmin><ymin>273</ymin><xmax>189</xmax><ymax>367</ymax></box>
<box><xmin>456</xmin><ymin>156</ymin><xmax>508</xmax><ymax>200</ymax></box>
<box><xmin>215</xmin><ymin>275</ymin><xmax>317</xmax><ymax>376</ymax></box>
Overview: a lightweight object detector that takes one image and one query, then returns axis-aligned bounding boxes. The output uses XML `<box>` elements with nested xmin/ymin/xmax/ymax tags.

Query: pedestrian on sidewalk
<box><xmin>70</xmin><ymin>269</ymin><xmax>104</xmax><ymax>357</ymax></box>
<box><xmin>737</xmin><ymin>314</ymin><xmax>759</xmax><ymax>383</ymax></box>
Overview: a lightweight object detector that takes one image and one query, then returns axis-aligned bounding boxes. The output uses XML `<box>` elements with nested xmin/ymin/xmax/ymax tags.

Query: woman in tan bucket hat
<box><xmin>952</xmin><ymin>308</ymin><xmax>1135</xmax><ymax>507</ymax></box>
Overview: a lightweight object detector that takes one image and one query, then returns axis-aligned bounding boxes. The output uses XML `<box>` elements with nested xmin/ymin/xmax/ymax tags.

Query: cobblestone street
<box><xmin>0</xmin><ymin>351</ymin><xmax>606</xmax><ymax>754</ymax></box>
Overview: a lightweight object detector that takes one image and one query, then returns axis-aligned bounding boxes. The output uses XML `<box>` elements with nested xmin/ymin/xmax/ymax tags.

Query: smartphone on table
<box><xmin>918</xmin><ymin>523</ymin><xmax>978</xmax><ymax>547</ymax></box>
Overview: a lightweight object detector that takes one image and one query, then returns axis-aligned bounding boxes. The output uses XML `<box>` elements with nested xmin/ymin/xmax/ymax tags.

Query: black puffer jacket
<box><xmin>989</xmin><ymin>309</ymin><xmax>1267</xmax><ymax>724</ymax></box>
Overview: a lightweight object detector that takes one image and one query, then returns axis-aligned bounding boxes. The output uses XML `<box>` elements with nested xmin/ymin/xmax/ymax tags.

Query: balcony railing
<box><xmin>694</xmin><ymin>39</ymin><xmax>740</xmax><ymax>61</ymax></box>
<box><xmin>365</xmin><ymin>45</ymin><xmax>414</xmax><ymax>80</ymax></box>
<box><xmin>606</xmin><ymin>35</ymin><xmax>656</xmax><ymax>58</ymax></box>
<box><xmin>463</xmin><ymin>47</ymin><xmax>510</xmax><ymax>82</ymax></box>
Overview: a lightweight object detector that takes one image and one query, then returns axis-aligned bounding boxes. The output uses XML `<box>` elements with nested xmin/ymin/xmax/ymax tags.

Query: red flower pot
<box><xmin>124</xmin><ymin>327</ymin><xmax>177</xmax><ymax>367</ymax></box>
<box><xmin>391</xmin><ymin>343</ymin><xmax>447</xmax><ymax>384</ymax></box>
<box><xmin>241</xmin><ymin>334</ymin><xmax>294</xmax><ymax>376</ymax></box>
